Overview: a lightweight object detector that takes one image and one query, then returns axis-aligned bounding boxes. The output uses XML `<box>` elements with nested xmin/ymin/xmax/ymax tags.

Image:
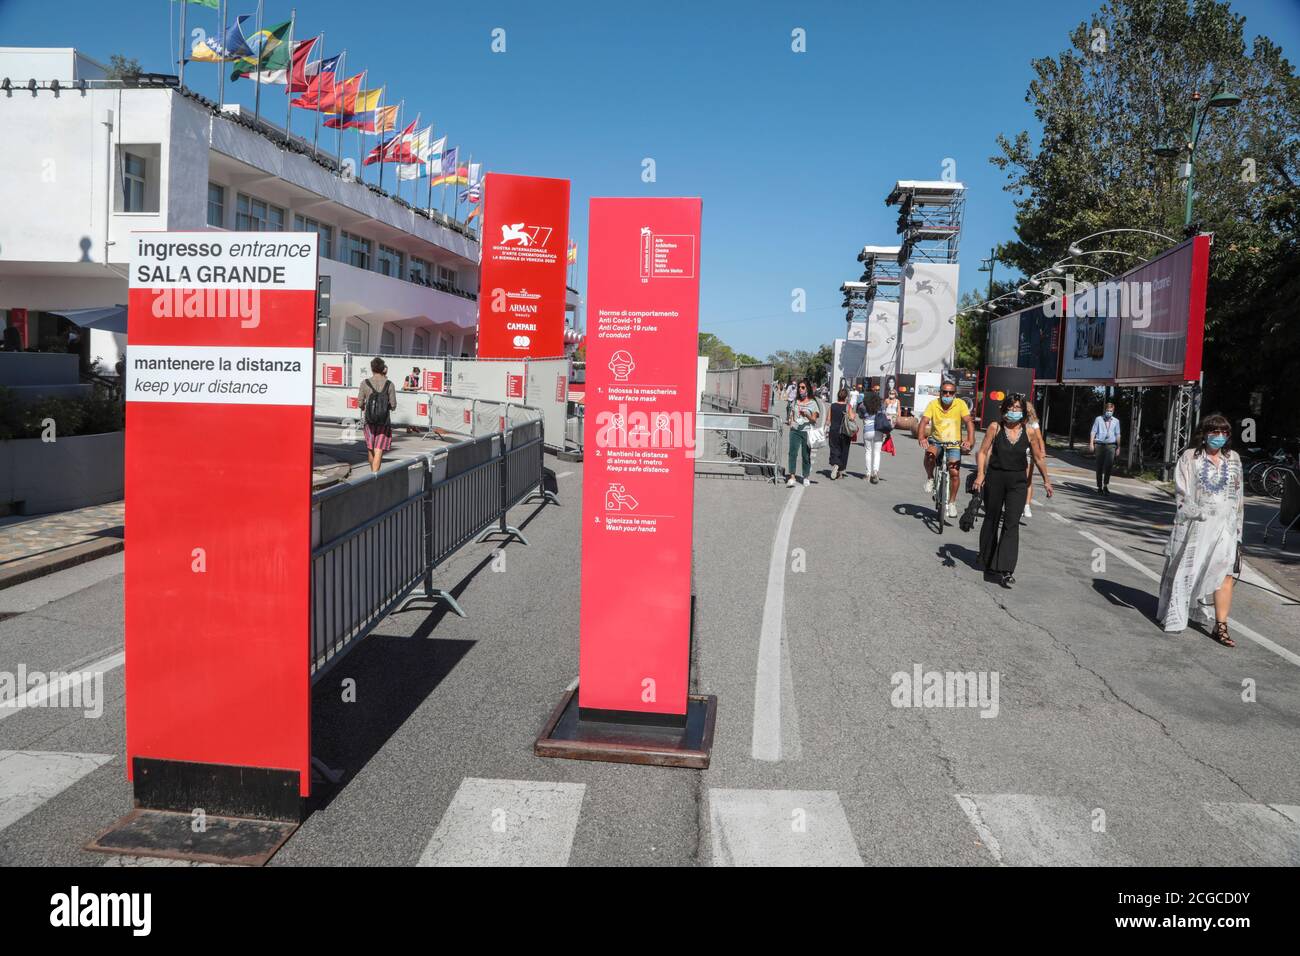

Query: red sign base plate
<box><xmin>533</xmin><ymin>689</ymin><xmax>717</xmax><ymax>769</ymax></box>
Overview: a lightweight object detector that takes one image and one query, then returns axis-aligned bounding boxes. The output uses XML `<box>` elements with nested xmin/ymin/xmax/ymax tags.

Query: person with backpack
<box><xmin>358</xmin><ymin>357</ymin><xmax>398</xmax><ymax>473</ymax></box>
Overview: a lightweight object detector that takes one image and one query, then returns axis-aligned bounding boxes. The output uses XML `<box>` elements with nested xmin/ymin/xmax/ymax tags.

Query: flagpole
<box><xmin>458</xmin><ymin>153</ymin><xmax>472</xmax><ymax>224</ymax></box>
<box><xmin>178</xmin><ymin>0</ymin><xmax>188</xmax><ymax>88</ymax></box>
<box><xmin>309</xmin><ymin>33</ymin><xmax>324</xmax><ymax>159</ymax></box>
<box><xmin>282</xmin><ymin>10</ymin><xmax>297</xmax><ymax>142</ymax></box>
<box><xmin>334</xmin><ymin>52</ymin><xmax>346</xmax><ymax>178</ymax></box>
<box><xmin>381</xmin><ymin>95</ymin><xmax>397</xmax><ymax>195</ymax></box>
<box><xmin>217</xmin><ymin>0</ymin><xmax>227</xmax><ymax>109</ymax></box>
<box><xmin>251</xmin><ymin>0</ymin><xmax>263</xmax><ymax>131</ymax></box>
<box><xmin>424</xmin><ymin>125</ymin><xmax>435</xmax><ymax>215</ymax></box>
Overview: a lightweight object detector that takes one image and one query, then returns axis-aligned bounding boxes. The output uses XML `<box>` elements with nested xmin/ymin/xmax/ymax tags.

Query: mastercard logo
<box><xmin>990</xmin><ymin>389</ymin><xmax>1006</xmax><ymax>400</ymax></box>
<box><xmin>899</xmin><ymin>386</ymin><xmax>910</xmax><ymax>393</ymax></box>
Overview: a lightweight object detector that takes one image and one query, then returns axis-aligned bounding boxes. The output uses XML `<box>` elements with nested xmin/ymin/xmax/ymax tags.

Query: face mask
<box><xmin>1103</xmin><ymin>411</ymin><xmax>1112</xmax><ymax>419</ymax></box>
<box><xmin>940</xmin><ymin>395</ymin><xmax>954</xmax><ymax>406</ymax></box>
<box><xmin>1208</xmin><ymin>435</ymin><xmax>1228</xmax><ymax>450</ymax></box>
<box><xmin>1005</xmin><ymin>411</ymin><xmax>1023</xmax><ymax>423</ymax></box>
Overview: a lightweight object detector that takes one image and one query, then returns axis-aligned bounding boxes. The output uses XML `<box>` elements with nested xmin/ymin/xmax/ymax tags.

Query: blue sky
<box><xmin>2</xmin><ymin>0</ymin><xmax>1297</xmax><ymax>358</ymax></box>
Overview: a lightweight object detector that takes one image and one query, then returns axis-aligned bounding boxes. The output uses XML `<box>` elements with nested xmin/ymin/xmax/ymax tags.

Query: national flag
<box><xmin>398</xmin><ymin>128</ymin><xmax>443</xmax><ymax>180</ymax></box>
<box><xmin>173</xmin><ymin>0</ymin><xmax>220</xmax><ymax>8</ymax></box>
<box><xmin>567</xmin><ymin>240</ymin><xmax>578</xmax><ymax>264</ymax></box>
<box><xmin>322</xmin><ymin>88</ymin><xmax>385</xmax><ymax>129</ymax></box>
<box><xmin>293</xmin><ymin>72</ymin><xmax>361</xmax><ymax>113</ymax></box>
<box><xmin>363</xmin><ymin>120</ymin><xmax>419</xmax><ymax>166</ymax></box>
<box><xmin>285</xmin><ymin>37</ymin><xmax>324</xmax><ymax>92</ymax></box>
<box><xmin>190</xmin><ymin>15</ymin><xmax>253</xmax><ymax>63</ymax></box>
<box><xmin>230</xmin><ymin>19</ymin><xmax>292</xmax><ymax>83</ymax></box>
<box><xmin>431</xmin><ymin>165</ymin><xmax>468</xmax><ymax>187</ymax></box>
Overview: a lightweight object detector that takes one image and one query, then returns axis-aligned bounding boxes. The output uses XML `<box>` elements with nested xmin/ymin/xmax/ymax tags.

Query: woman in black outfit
<box><xmin>973</xmin><ymin>394</ymin><xmax>1053</xmax><ymax>587</ymax></box>
<box><xmin>827</xmin><ymin>386</ymin><xmax>855</xmax><ymax>479</ymax></box>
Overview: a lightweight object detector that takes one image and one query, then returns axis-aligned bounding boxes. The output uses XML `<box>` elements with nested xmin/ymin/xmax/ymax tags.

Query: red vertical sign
<box><xmin>476</xmin><ymin>173</ymin><xmax>570</xmax><ymax>359</ymax></box>
<box><xmin>580</xmin><ymin>199</ymin><xmax>702</xmax><ymax>720</ymax></box>
<box><xmin>124</xmin><ymin>232</ymin><xmax>317</xmax><ymax>797</ymax></box>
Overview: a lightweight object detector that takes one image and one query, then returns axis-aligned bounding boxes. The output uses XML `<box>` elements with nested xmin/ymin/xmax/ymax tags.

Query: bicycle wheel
<box><xmin>1263</xmin><ymin>465</ymin><xmax>1291</xmax><ymax>500</ymax></box>
<box><xmin>1248</xmin><ymin>462</ymin><xmax>1270</xmax><ymax>495</ymax></box>
<box><xmin>935</xmin><ymin>470</ymin><xmax>947</xmax><ymax>532</ymax></box>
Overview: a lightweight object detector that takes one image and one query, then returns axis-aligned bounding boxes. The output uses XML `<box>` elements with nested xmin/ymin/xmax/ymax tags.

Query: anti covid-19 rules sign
<box><xmin>579</xmin><ymin>199</ymin><xmax>702</xmax><ymax>723</ymax></box>
<box><xmin>124</xmin><ymin>232</ymin><xmax>317</xmax><ymax>809</ymax></box>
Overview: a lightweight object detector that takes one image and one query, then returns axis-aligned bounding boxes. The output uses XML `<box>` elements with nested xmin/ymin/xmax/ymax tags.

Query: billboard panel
<box><xmin>865</xmin><ymin>300</ymin><xmax>899</xmax><ymax>377</ymax></box>
<box><xmin>987</xmin><ymin>313</ymin><xmax>1019</xmax><ymax>368</ymax></box>
<box><xmin>1113</xmin><ymin>235</ymin><xmax>1210</xmax><ymax>384</ymax></box>
<box><xmin>898</xmin><ymin>263</ymin><xmax>959</xmax><ymax>373</ymax></box>
<box><xmin>982</xmin><ymin>365</ymin><xmax>1035</xmax><ymax>425</ymax></box>
<box><xmin>1017</xmin><ymin>304</ymin><xmax>1062</xmax><ymax>383</ymax></box>
<box><xmin>476</xmin><ymin>173</ymin><xmax>571</xmax><ymax>359</ymax></box>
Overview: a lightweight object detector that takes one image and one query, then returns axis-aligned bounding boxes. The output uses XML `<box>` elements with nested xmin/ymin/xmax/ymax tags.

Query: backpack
<box><xmin>364</xmin><ymin>380</ymin><xmax>391</xmax><ymax>428</ymax></box>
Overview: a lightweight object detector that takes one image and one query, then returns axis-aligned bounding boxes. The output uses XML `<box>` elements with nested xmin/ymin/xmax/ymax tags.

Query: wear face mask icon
<box><xmin>608</xmin><ymin>350</ymin><xmax>635</xmax><ymax>381</ymax></box>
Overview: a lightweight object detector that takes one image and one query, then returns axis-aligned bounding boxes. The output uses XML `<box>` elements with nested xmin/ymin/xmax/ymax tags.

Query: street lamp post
<box><xmin>1154</xmin><ymin>82</ymin><xmax>1241</xmax><ymax>229</ymax></box>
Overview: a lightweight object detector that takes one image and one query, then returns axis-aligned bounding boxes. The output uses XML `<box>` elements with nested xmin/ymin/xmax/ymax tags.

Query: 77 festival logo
<box><xmin>498</xmin><ymin>223</ymin><xmax>554</xmax><ymax>248</ymax></box>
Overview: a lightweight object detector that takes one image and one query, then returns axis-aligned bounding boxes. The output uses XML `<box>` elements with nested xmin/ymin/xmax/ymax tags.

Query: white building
<box><xmin>0</xmin><ymin>47</ymin><xmax>526</xmax><ymax>367</ymax></box>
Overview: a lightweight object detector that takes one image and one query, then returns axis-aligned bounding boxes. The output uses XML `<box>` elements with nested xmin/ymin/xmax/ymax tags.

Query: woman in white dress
<box><xmin>1156</xmin><ymin>414</ymin><xmax>1243</xmax><ymax>646</ymax></box>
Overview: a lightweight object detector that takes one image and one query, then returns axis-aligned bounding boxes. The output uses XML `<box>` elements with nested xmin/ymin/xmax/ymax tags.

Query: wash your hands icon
<box><xmin>605</xmin><ymin>483</ymin><xmax>639</xmax><ymax>512</ymax></box>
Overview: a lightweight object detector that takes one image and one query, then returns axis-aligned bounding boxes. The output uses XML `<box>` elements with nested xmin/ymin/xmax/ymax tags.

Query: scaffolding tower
<box><xmin>885</xmin><ymin>180</ymin><xmax>965</xmax><ymax>265</ymax></box>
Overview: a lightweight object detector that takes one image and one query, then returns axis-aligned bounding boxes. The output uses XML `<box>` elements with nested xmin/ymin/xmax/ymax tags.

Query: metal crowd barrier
<box><xmin>308</xmin><ymin>415</ymin><xmax>555</xmax><ymax>681</ymax></box>
<box><xmin>694</xmin><ymin>410</ymin><xmax>782</xmax><ymax>481</ymax></box>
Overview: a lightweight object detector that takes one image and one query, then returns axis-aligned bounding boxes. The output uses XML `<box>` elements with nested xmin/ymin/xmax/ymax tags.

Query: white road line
<box><xmin>417</xmin><ymin>778</ymin><xmax>585</xmax><ymax>867</ymax></box>
<box><xmin>955</xmin><ymin>793</ymin><xmax>1131</xmax><ymax>866</ymax></box>
<box><xmin>0</xmin><ymin>750</ymin><xmax>114</xmax><ymax>834</ymax></box>
<box><xmin>0</xmin><ymin>650</ymin><xmax>125</xmax><ymax>723</ymax></box>
<box><xmin>1078</xmin><ymin>530</ymin><xmax>1300</xmax><ymax>668</ymax></box>
<box><xmin>708</xmin><ymin>788</ymin><xmax>863</xmax><ymax>866</ymax></box>
<box><xmin>1201</xmin><ymin>802</ymin><xmax>1300</xmax><ymax>865</ymax></box>
<box><xmin>1049</xmin><ymin>512</ymin><xmax>1073</xmax><ymax>525</ymax></box>
<box><xmin>752</xmin><ymin>483</ymin><xmax>804</xmax><ymax>762</ymax></box>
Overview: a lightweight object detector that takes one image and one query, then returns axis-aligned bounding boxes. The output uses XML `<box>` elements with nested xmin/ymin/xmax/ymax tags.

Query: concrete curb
<box><xmin>0</xmin><ymin>536</ymin><xmax>125</xmax><ymax>591</ymax></box>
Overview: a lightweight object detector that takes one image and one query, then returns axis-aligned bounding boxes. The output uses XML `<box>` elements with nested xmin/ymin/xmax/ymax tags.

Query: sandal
<box><xmin>1211</xmin><ymin>621</ymin><xmax>1236</xmax><ymax>648</ymax></box>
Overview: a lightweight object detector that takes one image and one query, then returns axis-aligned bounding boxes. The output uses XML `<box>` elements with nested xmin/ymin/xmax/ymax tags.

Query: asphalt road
<box><xmin>1</xmin><ymin>436</ymin><xmax>1298</xmax><ymax>866</ymax></box>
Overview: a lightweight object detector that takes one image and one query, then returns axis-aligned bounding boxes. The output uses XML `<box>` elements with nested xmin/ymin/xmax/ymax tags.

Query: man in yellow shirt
<box><xmin>917</xmin><ymin>381</ymin><xmax>975</xmax><ymax>518</ymax></box>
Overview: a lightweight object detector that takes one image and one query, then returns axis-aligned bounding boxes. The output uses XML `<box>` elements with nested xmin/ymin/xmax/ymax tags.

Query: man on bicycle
<box><xmin>918</xmin><ymin>380</ymin><xmax>975</xmax><ymax>518</ymax></box>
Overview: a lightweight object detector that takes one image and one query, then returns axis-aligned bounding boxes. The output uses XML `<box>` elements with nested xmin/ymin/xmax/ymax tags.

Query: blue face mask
<box><xmin>940</xmin><ymin>394</ymin><xmax>954</xmax><ymax>406</ymax></box>
<box><xmin>1005</xmin><ymin>410</ymin><xmax>1023</xmax><ymax>423</ymax></box>
<box><xmin>1208</xmin><ymin>435</ymin><xmax>1228</xmax><ymax>450</ymax></box>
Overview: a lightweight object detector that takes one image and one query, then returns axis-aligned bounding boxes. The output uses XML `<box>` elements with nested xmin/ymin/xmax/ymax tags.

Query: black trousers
<box><xmin>979</xmin><ymin>468</ymin><xmax>1029</xmax><ymax>574</ymax></box>
<box><xmin>1095</xmin><ymin>443</ymin><xmax>1117</xmax><ymax>489</ymax></box>
<box><xmin>829</xmin><ymin>432</ymin><xmax>851</xmax><ymax>469</ymax></box>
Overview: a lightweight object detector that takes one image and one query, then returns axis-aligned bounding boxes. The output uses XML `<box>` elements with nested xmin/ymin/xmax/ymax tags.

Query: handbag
<box><xmin>874</xmin><ymin>410</ymin><xmax>893</xmax><ymax>434</ymax></box>
<box><xmin>882</xmin><ymin>434</ymin><xmax>896</xmax><ymax>456</ymax></box>
<box><xmin>807</xmin><ymin>425</ymin><xmax>827</xmax><ymax>450</ymax></box>
<box><xmin>841</xmin><ymin>407</ymin><xmax>859</xmax><ymax>439</ymax></box>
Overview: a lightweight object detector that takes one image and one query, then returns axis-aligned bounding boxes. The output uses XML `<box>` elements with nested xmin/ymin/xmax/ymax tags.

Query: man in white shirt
<box><xmin>1089</xmin><ymin>401</ymin><xmax>1122</xmax><ymax>495</ymax></box>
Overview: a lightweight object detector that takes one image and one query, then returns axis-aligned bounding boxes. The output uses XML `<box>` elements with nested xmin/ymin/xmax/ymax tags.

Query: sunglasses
<box><xmin>1208</xmin><ymin>428</ymin><xmax>1231</xmax><ymax>436</ymax></box>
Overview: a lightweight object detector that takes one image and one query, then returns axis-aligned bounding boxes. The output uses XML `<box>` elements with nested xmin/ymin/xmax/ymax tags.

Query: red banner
<box><xmin>124</xmin><ymin>231</ymin><xmax>317</xmax><ymax>797</ymax></box>
<box><xmin>579</xmin><ymin>198</ymin><xmax>702</xmax><ymax>720</ymax></box>
<box><xmin>476</xmin><ymin>173</ymin><xmax>570</xmax><ymax>359</ymax></box>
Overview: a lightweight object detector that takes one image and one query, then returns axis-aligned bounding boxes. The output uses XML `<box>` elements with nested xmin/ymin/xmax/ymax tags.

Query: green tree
<box><xmin>990</xmin><ymin>0</ymin><xmax>1300</xmax><ymax>431</ymax></box>
<box><xmin>106</xmin><ymin>54</ymin><xmax>143</xmax><ymax>82</ymax></box>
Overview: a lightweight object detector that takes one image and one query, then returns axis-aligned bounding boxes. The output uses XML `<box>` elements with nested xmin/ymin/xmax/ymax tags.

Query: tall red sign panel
<box><xmin>476</xmin><ymin>173</ymin><xmax>571</xmax><ymax>358</ymax></box>
<box><xmin>580</xmin><ymin>199</ymin><xmax>702</xmax><ymax>721</ymax></box>
<box><xmin>124</xmin><ymin>232</ymin><xmax>317</xmax><ymax>798</ymax></box>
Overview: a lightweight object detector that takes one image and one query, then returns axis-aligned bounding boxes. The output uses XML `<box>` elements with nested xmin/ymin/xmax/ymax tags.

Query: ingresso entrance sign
<box><xmin>124</xmin><ymin>231</ymin><xmax>318</xmax><ymax>817</ymax></box>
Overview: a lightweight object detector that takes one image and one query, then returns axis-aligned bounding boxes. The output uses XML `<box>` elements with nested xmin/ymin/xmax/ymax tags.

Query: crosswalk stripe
<box><xmin>1201</xmin><ymin>802</ymin><xmax>1300</xmax><ymax>865</ymax></box>
<box><xmin>955</xmin><ymin>793</ymin><xmax>1132</xmax><ymax>866</ymax></box>
<box><xmin>708</xmin><ymin>788</ymin><xmax>862</xmax><ymax>866</ymax></box>
<box><xmin>0</xmin><ymin>750</ymin><xmax>114</xmax><ymax>834</ymax></box>
<box><xmin>417</xmin><ymin>778</ymin><xmax>586</xmax><ymax>867</ymax></box>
